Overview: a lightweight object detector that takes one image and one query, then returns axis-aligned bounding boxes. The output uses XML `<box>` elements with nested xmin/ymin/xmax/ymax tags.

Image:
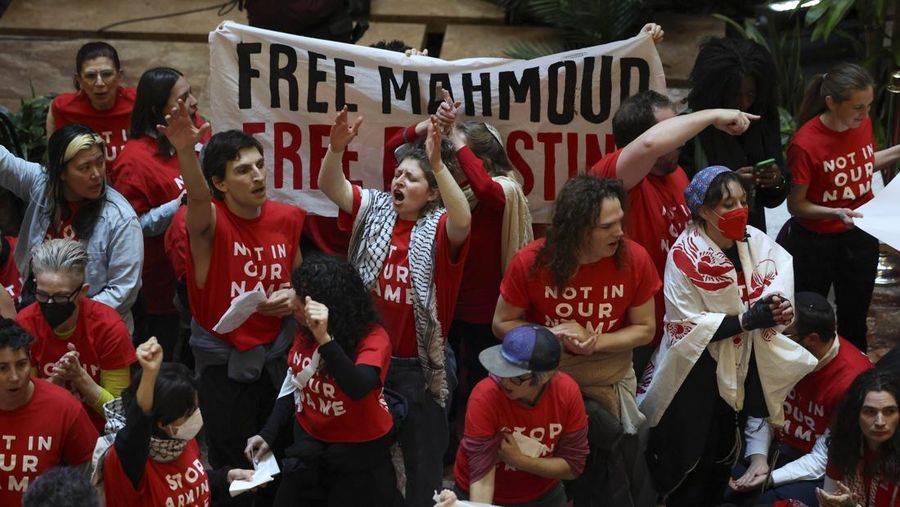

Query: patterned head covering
<box><xmin>684</xmin><ymin>165</ymin><xmax>731</xmax><ymax>215</ymax></box>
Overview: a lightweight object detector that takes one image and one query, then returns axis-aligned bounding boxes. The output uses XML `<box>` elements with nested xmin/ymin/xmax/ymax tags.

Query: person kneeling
<box><xmin>453</xmin><ymin>325</ymin><xmax>588</xmax><ymax>507</ymax></box>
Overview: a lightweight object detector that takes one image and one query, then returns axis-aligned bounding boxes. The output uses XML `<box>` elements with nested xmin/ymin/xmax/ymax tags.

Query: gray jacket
<box><xmin>0</xmin><ymin>145</ymin><xmax>143</xmax><ymax>331</ymax></box>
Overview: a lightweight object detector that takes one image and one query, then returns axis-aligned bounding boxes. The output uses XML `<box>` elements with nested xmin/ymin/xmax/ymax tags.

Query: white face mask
<box><xmin>170</xmin><ymin>409</ymin><xmax>203</xmax><ymax>440</ymax></box>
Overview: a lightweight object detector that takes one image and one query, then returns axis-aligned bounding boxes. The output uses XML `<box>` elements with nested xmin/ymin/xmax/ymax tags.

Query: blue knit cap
<box><xmin>684</xmin><ymin>165</ymin><xmax>731</xmax><ymax>215</ymax></box>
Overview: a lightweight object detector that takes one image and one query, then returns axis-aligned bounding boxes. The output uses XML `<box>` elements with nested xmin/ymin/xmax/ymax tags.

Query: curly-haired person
<box><xmin>246</xmin><ymin>254</ymin><xmax>398</xmax><ymax>506</ymax></box>
<box><xmin>493</xmin><ymin>175</ymin><xmax>660</xmax><ymax>505</ymax></box>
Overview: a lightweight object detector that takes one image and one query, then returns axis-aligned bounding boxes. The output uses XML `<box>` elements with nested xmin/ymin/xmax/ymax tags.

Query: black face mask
<box><xmin>39</xmin><ymin>301</ymin><xmax>77</xmax><ymax>329</ymax></box>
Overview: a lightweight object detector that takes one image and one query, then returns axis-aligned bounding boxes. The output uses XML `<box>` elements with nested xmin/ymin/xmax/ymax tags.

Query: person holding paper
<box><xmin>245</xmin><ymin>254</ymin><xmax>397</xmax><ymax>506</ymax></box>
<box><xmin>97</xmin><ymin>337</ymin><xmax>255</xmax><ymax>506</ymax></box>
<box><xmin>320</xmin><ymin>109</ymin><xmax>470</xmax><ymax>505</ymax></box>
<box><xmin>781</xmin><ymin>62</ymin><xmax>900</xmax><ymax>353</ymax></box>
<box><xmin>453</xmin><ymin>324</ymin><xmax>588</xmax><ymax>506</ymax></box>
<box><xmin>159</xmin><ymin>99</ymin><xmax>306</xmax><ymax>502</ymax></box>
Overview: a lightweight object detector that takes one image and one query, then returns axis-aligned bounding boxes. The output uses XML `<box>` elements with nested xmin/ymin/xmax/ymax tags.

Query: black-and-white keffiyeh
<box><xmin>90</xmin><ymin>398</ymin><xmax>189</xmax><ymax>485</ymax></box>
<box><xmin>347</xmin><ymin>189</ymin><xmax>448</xmax><ymax>406</ymax></box>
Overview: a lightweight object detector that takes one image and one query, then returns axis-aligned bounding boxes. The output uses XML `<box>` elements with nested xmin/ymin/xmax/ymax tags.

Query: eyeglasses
<box><xmin>81</xmin><ymin>69</ymin><xmax>117</xmax><ymax>84</ymax></box>
<box><xmin>506</xmin><ymin>374</ymin><xmax>534</xmax><ymax>386</ymax></box>
<box><xmin>34</xmin><ymin>286</ymin><xmax>82</xmax><ymax>304</ymax></box>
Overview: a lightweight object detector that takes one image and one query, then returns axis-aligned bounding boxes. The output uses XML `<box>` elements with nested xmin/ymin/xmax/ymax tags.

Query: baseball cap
<box><xmin>479</xmin><ymin>325</ymin><xmax>561</xmax><ymax>378</ymax></box>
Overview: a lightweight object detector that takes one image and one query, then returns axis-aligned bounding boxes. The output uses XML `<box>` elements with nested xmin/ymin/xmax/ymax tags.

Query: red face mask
<box><xmin>714</xmin><ymin>207</ymin><xmax>749</xmax><ymax>241</ymax></box>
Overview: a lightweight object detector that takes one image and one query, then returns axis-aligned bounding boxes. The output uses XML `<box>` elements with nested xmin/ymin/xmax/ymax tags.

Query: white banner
<box><xmin>208</xmin><ymin>21</ymin><xmax>666</xmax><ymax>222</ymax></box>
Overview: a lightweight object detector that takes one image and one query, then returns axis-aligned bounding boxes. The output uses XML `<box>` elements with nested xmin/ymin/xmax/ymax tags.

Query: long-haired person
<box><xmin>47</xmin><ymin>41</ymin><xmax>135</xmax><ymax>163</ymax></box>
<box><xmin>0</xmin><ymin>124</ymin><xmax>142</xmax><ymax>330</ymax></box>
<box><xmin>493</xmin><ymin>175</ymin><xmax>660</xmax><ymax>505</ymax></box>
<box><xmin>319</xmin><ymin>108</ymin><xmax>471</xmax><ymax>506</ymax></box>
<box><xmin>682</xmin><ymin>37</ymin><xmax>788</xmax><ymax>232</ymax></box>
<box><xmin>780</xmin><ymin>63</ymin><xmax>900</xmax><ymax>353</ymax></box>
<box><xmin>246</xmin><ymin>254</ymin><xmax>397</xmax><ymax>505</ymax></box>
<box><xmin>818</xmin><ymin>369</ymin><xmax>900</xmax><ymax>506</ymax></box>
<box><xmin>110</xmin><ymin>67</ymin><xmax>210</xmax><ymax>353</ymax></box>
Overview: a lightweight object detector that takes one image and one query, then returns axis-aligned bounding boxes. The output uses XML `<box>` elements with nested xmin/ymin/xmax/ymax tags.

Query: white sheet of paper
<box><xmin>212</xmin><ymin>289</ymin><xmax>267</xmax><ymax>334</ymax></box>
<box><xmin>512</xmin><ymin>431</ymin><xmax>549</xmax><ymax>458</ymax></box>
<box><xmin>855</xmin><ymin>174</ymin><xmax>900</xmax><ymax>251</ymax></box>
<box><xmin>432</xmin><ymin>491</ymin><xmax>497</xmax><ymax>507</ymax></box>
<box><xmin>229</xmin><ymin>451</ymin><xmax>280</xmax><ymax>497</ymax></box>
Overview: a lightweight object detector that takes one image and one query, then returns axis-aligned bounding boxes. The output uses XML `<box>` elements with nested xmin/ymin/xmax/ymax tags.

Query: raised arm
<box><xmin>0</xmin><ymin>144</ymin><xmax>45</xmax><ymax>200</ymax></box>
<box><xmin>113</xmin><ymin>337</ymin><xmax>161</xmax><ymax>489</ymax></box>
<box><xmin>426</xmin><ymin>118</ymin><xmax>470</xmax><ymax>252</ymax></box>
<box><xmin>321</xmin><ymin>107</ymin><xmax>362</xmax><ymax>214</ymax></box>
<box><xmin>156</xmin><ymin>100</ymin><xmax>214</xmax><ymax>246</ymax></box>
<box><xmin>616</xmin><ymin>108</ymin><xmax>758</xmax><ymax>190</ymax></box>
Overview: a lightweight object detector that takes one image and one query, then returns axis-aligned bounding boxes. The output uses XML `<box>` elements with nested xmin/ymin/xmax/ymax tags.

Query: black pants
<box><xmin>273</xmin><ymin>427</ymin><xmax>398</xmax><ymax>507</ymax></box>
<box><xmin>387</xmin><ymin>357</ymin><xmax>454</xmax><ymax>507</ymax></box>
<box><xmin>780</xmin><ymin>221</ymin><xmax>878</xmax><ymax>352</ymax></box>
<box><xmin>447</xmin><ymin>320</ymin><xmax>497</xmax><ymax>463</ymax></box>
<box><xmin>568</xmin><ymin>399</ymin><xmax>655</xmax><ymax>507</ymax></box>
<box><xmin>198</xmin><ymin>364</ymin><xmax>278</xmax><ymax>506</ymax></box>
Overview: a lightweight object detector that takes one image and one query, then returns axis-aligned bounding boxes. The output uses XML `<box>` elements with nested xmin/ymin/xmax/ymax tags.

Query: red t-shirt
<box><xmin>51</xmin><ymin>87</ymin><xmax>137</xmax><ymax>162</ymax></box>
<box><xmin>187</xmin><ymin>199</ymin><xmax>305</xmax><ymax>351</ymax></box>
<box><xmin>1</xmin><ymin>236</ymin><xmax>21</xmax><ymax>303</ymax></box>
<box><xmin>826</xmin><ymin>448</ymin><xmax>900</xmax><ymax>506</ymax></box>
<box><xmin>288</xmin><ymin>326</ymin><xmax>393</xmax><ymax>443</ymax></box>
<box><xmin>788</xmin><ymin>116</ymin><xmax>876</xmax><ymax>234</ymax></box>
<box><xmin>501</xmin><ymin>238</ymin><xmax>659</xmax><ymax>334</ymax></box>
<box><xmin>454</xmin><ymin>373</ymin><xmax>587</xmax><ymax>504</ymax></box>
<box><xmin>17</xmin><ymin>298</ymin><xmax>136</xmax><ymax>431</ymax></box>
<box><xmin>103</xmin><ymin>439</ymin><xmax>211</xmax><ymax>507</ymax></box>
<box><xmin>388</xmin><ymin>124</ymin><xmax>506</xmax><ymax>324</ymax></box>
<box><xmin>112</xmin><ymin>137</ymin><xmax>187</xmax><ymax>314</ymax></box>
<box><xmin>782</xmin><ymin>337</ymin><xmax>873</xmax><ymax>453</ymax></box>
<box><xmin>45</xmin><ymin>201</ymin><xmax>83</xmax><ymax>241</ymax></box>
<box><xmin>339</xmin><ymin>186</ymin><xmax>469</xmax><ymax>357</ymax></box>
<box><xmin>591</xmin><ymin>150</ymin><xmax>689</xmax><ymax>347</ymax></box>
<box><xmin>165</xmin><ymin>206</ymin><xmax>189</xmax><ymax>282</ymax></box>
<box><xmin>0</xmin><ymin>379</ymin><xmax>98</xmax><ymax>506</ymax></box>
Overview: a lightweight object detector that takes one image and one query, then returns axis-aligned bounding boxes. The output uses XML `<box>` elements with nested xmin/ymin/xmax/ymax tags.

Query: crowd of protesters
<box><xmin>1</xmin><ymin>20</ymin><xmax>900</xmax><ymax>507</ymax></box>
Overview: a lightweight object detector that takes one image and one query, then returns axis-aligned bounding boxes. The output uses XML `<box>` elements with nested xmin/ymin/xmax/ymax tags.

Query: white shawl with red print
<box><xmin>636</xmin><ymin>224</ymin><xmax>816</xmax><ymax>428</ymax></box>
